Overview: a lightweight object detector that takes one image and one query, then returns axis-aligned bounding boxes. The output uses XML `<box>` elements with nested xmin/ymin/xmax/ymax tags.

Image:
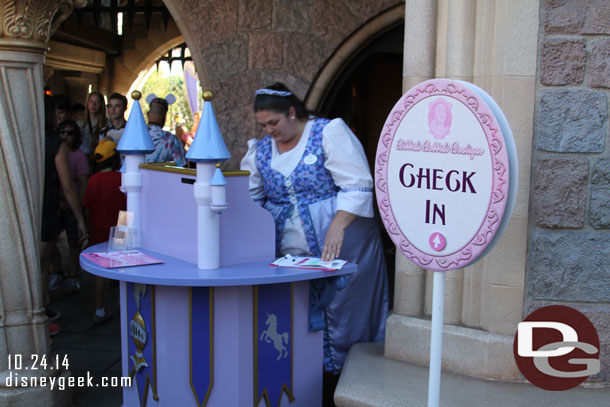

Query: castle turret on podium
<box><xmin>116</xmin><ymin>90</ymin><xmax>155</xmax><ymax>248</ymax></box>
<box><xmin>185</xmin><ymin>90</ymin><xmax>230</xmax><ymax>269</ymax></box>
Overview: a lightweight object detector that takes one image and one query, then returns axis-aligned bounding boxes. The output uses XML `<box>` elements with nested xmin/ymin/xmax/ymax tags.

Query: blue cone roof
<box><xmin>211</xmin><ymin>167</ymin><xmax>227</xmax><ymax>186</ymax></box>
<box><xmin>117</xmin><ymin>97</ymin><xmax>155</xmax><ymax>154</ymax></box>
<box><xmin>186</xmin><ymin>99</ymin><xmax>231</xmax><ymax>163</ymax></box>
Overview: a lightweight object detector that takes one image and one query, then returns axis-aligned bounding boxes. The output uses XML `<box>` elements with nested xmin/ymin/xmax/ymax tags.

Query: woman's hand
<box><xmin>322</xmin><ymin>221</ymin><xmax>344</xmax><ymax>262</ymax></box>
<box><xmin>322</xmin><ymin>210</ymin><xmax>356</xmax><ymax>261</ymax></box>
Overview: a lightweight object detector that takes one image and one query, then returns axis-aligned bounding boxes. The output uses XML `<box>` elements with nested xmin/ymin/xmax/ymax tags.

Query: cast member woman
<box><xmin>240</xmin><ymin>83</ymin><xmax>389</xmax><ymax>377</ymax></box>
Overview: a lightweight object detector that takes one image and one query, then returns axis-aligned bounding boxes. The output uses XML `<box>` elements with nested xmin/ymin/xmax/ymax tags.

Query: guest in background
<box><xmin>53</xmin><ymin>94</ymin><xmax>71</xmax><ymax>126</ymax></box>
<box><xmin>175</xmin><ymin>120</ymin><xmax>189</xmax><ymax>151</ymax></box>
<box><xmin>54</xmin><ymin>119</ymin><xmax>89</xmax><ymax>293</ymax></box>
<box><xmin>47</xmin><ymin>94</ymin><xmax>73</xmax><ymax>287</ymax></box>
<box><xmin>80</xmin><ymin>91</ymin><xmax>108</xmax><ymax>156</ymax></box>
<box><xmin>71</xmin><ymin>103</ymin><xmax>86</xmax><ymax>127</ymax></box>
<box><xmin>82</xmin><ymin>140</ymin><xmax>125</xmax><ymax>324</ymax></box>
<box><xmin>145</xmin><ymin>95</ymin><xmax>186</xmax><ymax>166</ymax></box>
<box><xmin>190</xmin><ymin>110</ymin><xmax>201</xmax><ymax>135</ymax></box>
<box><xmin>101</xmin><ymin>93</ymin><xmax>128</xmax><ymax>143</ymax></box>
<box><xmin>41</xmin><ymin>95</ymin><xmax>88</xmax><ymax>336</ymax></box>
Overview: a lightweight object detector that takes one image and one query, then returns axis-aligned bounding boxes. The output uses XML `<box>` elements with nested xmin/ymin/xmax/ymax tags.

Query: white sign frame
<box><xmin>375</xmin><ymin>79</ymin><xmax>516</xmax><ymax>271</ymax></box>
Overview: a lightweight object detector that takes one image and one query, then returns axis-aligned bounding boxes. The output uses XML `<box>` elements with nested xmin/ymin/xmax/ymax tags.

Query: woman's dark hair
<box><xmin>253</xmin><ymin>83</ymin><xmax>309</xmax><ymax>119</ymax></box>
<box><xmin>57</xmin><ymin>119</ymin><xmax>83</xmax><ymax>151</ymax></box>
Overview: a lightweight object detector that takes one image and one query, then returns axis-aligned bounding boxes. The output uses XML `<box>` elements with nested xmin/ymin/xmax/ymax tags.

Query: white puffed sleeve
<box><xmin>240</xmin><ymin>138</ymin><xmax>266</xmax><ymax>204</ymax></box>
<box><xmin>322</xmin><ymin>119</ymin><xmax>374</xmax><ymax>218</ymax></box>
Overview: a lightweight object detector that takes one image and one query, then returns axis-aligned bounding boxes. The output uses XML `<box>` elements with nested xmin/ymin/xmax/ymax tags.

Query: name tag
<box><xmin>304</xmin><ymin>154</ymin><xmax>317</xmax><ymax>165</ymax></box>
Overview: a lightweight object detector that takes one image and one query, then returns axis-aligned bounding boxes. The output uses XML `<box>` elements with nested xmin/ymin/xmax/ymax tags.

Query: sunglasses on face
<box><xmin>59</xmin><ymin>129</ymin><xmax>75</xmax><ymax>136</ymax></box>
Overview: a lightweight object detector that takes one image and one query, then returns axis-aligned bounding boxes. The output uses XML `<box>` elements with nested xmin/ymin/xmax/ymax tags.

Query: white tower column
<box><xmin>123</xmin><ymin>154</ymin><xmax>145</xmax><ymax>248</ymax></box>
<box><xmin>194</xmin><ymin>162</ymin><xmax>219</xmax><ymax>269</ymax></box>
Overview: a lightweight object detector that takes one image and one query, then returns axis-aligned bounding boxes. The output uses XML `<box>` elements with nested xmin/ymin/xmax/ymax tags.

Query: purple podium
<box><xmin>80</xmin><ymin>165</ymin><xmax>356</xmax><ymax>407</ymax></box>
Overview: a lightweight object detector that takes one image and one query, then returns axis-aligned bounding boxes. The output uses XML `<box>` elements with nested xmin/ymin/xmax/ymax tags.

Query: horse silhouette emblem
<box><xmin>260</xmin><ymin>312</ymin><xmax>289</xmax><ymax>360</ymax></box>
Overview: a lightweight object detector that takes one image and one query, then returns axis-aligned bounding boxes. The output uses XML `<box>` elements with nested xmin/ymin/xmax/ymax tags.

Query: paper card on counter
<box><xmin>82</xmin><ymin>250</ymin><xmax>162</xmax><ymax>269</ymax></box>
<box><xmin>271</xmin><ymin>254</ymin><xmax>347</xmax><ymax>271</ymax></box>
<box><xmin>116</xmin><ymin>210</ymin><xmax>134</xmax><ymax>232</ymax></box>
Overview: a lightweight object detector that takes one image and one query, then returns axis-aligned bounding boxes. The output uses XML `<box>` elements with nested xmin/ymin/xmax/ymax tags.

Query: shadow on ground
<box><xmin>49</xmin><ymin>267</ymin><xmax>123</xmax><ymax>407</ymax></box>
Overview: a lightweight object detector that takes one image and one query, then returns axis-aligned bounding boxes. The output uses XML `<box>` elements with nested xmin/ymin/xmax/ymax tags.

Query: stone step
<box><xmin>334</xmin><ymin>342</ymin><xmax>609</xmax><ymax>407</ymax></box>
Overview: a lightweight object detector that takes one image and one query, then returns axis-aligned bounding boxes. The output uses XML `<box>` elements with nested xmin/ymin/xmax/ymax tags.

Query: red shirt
<box><xmin>83</xmin><ymin>171</ymin><xmax>126</xmax><ymax>245</ymax></box>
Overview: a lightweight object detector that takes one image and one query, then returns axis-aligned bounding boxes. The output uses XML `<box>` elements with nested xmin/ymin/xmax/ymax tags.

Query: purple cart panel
<box><xmin>139</xmin><ymin>168</ymin><xmax>275</xmax><ymax>266</ymax></box>
<box><xmin>119</xmin><ymin>281</ymin><xmax>322</xmax><ymax>407</ymax></box>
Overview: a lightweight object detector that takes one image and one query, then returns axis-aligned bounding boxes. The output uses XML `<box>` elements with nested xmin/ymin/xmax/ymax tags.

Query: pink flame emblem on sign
<box><xmin>428</xmin><ymin>99</ymin><xmax>453</xmax><ymax>140</ymax></box>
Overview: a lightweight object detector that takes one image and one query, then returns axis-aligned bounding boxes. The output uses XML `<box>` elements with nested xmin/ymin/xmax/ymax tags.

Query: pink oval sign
<box><xmin>375</xmin><ymin>79</ymin><xmax>511</xmax><ymax>271</ymax></box>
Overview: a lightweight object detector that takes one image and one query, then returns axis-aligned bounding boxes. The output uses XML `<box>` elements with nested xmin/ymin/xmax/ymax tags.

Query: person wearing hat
<box><xmin>82</xmin><ymin>140</ymin><xmax>126</xmax><ymax>324</ymax></box>
<box><xmin>145</xmin><ymin>95</ymin><xmax>187</xmax><ymax>166</ymax></box>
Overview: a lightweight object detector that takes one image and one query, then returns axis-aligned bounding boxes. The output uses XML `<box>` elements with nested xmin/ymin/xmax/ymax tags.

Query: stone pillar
<box><xmin>402</xmin><ymin>0</ymin><xmax>437</xmax><ymax>91</ymax></box>
<box><xmin>440</xmin><ymin>0</ymin><xmax>475</xmax><ymax>81</ymax></box>
<box><xmin>0</xmin><ymin>1</ymin><xmax>85</xmax><ymax>406</ymax></box>
<box><xmin>386</xmin><ymin>0</ymin><xmax>538</xmax><ymax>381</ymax></box>
<box><xmin>395</xmin><ymin>0</ymin><xmax>471</xmax><ymax>325</ymax></box>
<box><xmin>427</xmin><ymin>0</ymin><xmax>474</xmax><ymax>323</ymax></box>
<box><xmin>392</xmin><ymin>0</ymin><xmax>438</xmax><ymax>320</ymax></box>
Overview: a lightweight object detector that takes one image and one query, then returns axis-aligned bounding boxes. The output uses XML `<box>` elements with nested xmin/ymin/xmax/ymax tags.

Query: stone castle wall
<box><xmin>171</xmin><ymin>0</ymin><xmax>402</xmax><ymax>170</ymax></box>
<box><xmin>528</xmin><ymin>0</ymin><xmax>610</xmax><ymax>381</ymax></box>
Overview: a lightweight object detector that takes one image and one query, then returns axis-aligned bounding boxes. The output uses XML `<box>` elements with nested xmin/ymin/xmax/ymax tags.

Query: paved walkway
<box><xmin>335</xmin><ymin>342</ymin><xmax>610</xmax><ymax>407</ymax></box>
<box><xmin>49</xmin><ymin>270</ymin><xmax>123</xmax><ymax>407</ymax></box>
<box><xmin>52</xmin><ymin>278</ymin><xmax>610</xmax><ymax>407</ymax></box>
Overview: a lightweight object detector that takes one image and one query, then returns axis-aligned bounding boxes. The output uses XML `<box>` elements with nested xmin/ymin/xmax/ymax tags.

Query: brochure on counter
<box><xmin>271</xmin><ymin>254</ymin><xmax>347</xmax><ymax>271</ymax></box>
<box><xmin>82</xmin><ymin>250</ymin><xmax>163</xmax><ymax>269</ymax></box>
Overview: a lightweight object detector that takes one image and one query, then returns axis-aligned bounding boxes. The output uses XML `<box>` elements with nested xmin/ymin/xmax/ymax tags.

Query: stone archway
<box><xmin>305</xmin><ymin>3</ymin><xmax>405</xmax><ymax>111</ymax></box>
<box><xmin>108</xmin><ymin>0</ymin><xmax>218</xmax><ymax>111</ymax></box>
<box><xmin>300</xmin><ymin>4</ymin><xmax>405</xmax><ymax>311</ymax></box>
<box><xmin>110</xmin><ymin>19</ymin><xmax>184</xmax><ymax>96</ymax></box>
<box><xmin>158</xmin><ymin>0</ymin><xmax>211</xmax><ymax>92</ymax></box>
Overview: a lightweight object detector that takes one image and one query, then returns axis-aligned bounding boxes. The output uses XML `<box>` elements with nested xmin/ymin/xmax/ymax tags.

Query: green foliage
<box><xmin>141</xmin><ymin>68</ymin><xmax>196</xmax><ymax>132</ymax></box>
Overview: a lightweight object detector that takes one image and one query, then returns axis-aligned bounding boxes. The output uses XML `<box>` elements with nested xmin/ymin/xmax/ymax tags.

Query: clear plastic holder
<box><xmin>107</xmin><ymin>225</ymin><xmax>133</xmax><ymax>252</ymax></box>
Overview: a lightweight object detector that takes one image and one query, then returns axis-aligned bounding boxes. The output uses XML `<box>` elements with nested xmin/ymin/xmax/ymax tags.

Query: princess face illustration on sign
<box><xmin>428</xmin><ymin>99</ymin><xmax>453</xmax><ymax>139</ymax></box>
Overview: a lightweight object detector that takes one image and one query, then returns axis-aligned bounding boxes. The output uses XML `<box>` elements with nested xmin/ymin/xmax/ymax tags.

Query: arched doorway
<box><xmin>313</xmin><ymin>22</ymin><xmax>405</xmax><ymax>307</ymax></box>
<box><xmin>317</xmin><ymin>24</ymin><xmax>404</xmax><ymax>170</ymax></box>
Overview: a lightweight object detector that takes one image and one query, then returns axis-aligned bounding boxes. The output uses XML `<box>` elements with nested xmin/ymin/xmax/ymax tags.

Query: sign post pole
<box><xmin>427</xmin><ymin>271</ymin><xmax>445</xmax><ymax>407</ymax></box>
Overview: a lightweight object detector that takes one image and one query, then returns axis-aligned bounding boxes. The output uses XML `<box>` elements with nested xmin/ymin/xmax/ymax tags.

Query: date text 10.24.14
<box><xmin>8</xmin><ymin>354</ymin><xmax>69</xmax><ymax>371</ymax></box>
